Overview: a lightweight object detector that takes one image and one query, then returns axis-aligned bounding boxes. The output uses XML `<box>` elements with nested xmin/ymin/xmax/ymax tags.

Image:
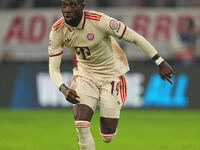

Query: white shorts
<box><xmin>69</xmin><ymin>75</ymin><xmax>127</xmax><ymax>119</ymax></box>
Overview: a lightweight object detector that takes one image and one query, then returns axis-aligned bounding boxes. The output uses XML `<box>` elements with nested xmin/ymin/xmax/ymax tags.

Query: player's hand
<box><xmin>59</xmin><ymin>84</ymin><xmax>80</xmax><ymax>104</ymax></box>
<box><xmin>158</xmin><ymin>61</ymin><xmax>175</xmax><ymax>84</ymax></box>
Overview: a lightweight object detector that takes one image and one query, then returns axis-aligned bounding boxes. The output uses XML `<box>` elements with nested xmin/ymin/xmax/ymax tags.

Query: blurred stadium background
<box><xmin>0</xmin><ymin>0</ymin><xmax>200</xmax><ymax>150</ymax></box>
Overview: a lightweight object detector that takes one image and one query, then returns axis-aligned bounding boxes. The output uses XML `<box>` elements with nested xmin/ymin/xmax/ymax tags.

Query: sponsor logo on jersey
<box><xmin>87</xmin><ymin>33</ymin><xmax>94</xmax><ymax>41</ymax></box>
<box><xmin>65</xmin><ymin>38</ymin><xmax>71</xmax><ymax>44</ymax></box>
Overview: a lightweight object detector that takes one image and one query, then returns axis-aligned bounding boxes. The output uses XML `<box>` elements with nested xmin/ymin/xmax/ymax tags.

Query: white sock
<box><xmin>75</xmin><ymin>121</ymin><xmax>95</xmax><ymax>150</ymax></box>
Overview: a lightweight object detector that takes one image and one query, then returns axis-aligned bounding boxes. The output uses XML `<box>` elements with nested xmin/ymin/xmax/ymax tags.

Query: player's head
<box><xmin>61</xmin><ymin>0</ymin><xmax>85</xmax><ymax>27</ymax></box>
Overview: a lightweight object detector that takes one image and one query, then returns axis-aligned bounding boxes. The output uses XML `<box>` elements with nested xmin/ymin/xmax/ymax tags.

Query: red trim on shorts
<box><xmin>122</xmin><ymin>75</ymin><xmax>127</xmax><ymax>100</ymax></box>
<box><xmin>49</xmin><ymin>51</ymin><xmax>63</xmax><ymax>57</ymax></box>
<box><xmin>124</xmin><ymin>76</ymin><xmax>127</xmax><ymax>99</ymax></box>
<box><xmin>120</xmin><ymin>81</ymin><xmax>123</xmax><ymax>104</ymax></box>
<box><xmin>120</xmin><ymin>75</ymin><xmax>127</xmax><ymax>105</ymax></box>
<box><xmin>122</xmin><ymin>76</ymin><xmax>126</xmax><ymax>104</ymax></box>
<box><xmin>120</xmin><ymin>76</ymin><xmax>124</xmax><ymax>104</ymax></box>
<box><xmin>119</xmin><ymin>26</ymin><xmax>127</xmax><ymax>39</ymax></box>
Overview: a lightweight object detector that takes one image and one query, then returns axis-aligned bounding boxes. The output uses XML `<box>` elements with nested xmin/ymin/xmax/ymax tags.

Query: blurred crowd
<box><xmin>0</xmin><ymin>0</ymin><xmax>200</xmax><ymax>65</ymax></box>
<box><xmin>1</xmin><ymin>0</ymin><xmax>200</xmax><ymax>8</ymax></box>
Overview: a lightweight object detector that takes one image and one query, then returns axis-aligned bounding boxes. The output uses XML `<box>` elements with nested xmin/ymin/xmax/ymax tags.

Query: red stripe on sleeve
<box><xmin>49</xmin><ymin>51</ymin><xmax>63</xmax><ymax>57</ymax></box>
<box><xmin>119</xmin><ymin>26</ymin><xmax>127</xmax><ymax>39</ymax></box>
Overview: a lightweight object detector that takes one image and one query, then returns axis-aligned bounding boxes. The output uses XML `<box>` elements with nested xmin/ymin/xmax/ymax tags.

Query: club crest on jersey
<box><xmin>109</xmin><ymin>20</ymin><xmax>119</xmax><ymax>30</ymax></box>
<box><xmin>87</xmin><ymin>33</ymin><xmax>94</xmax><ymax>41</ymax></box>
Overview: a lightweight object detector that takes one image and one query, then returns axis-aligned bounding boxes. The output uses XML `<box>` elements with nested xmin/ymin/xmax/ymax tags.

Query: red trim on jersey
<box><xmin>85</xmin><ymin>17</ymin><xmax>101</xmax><ymax>21</ymax></box>
<box><xmin>53</xmin><ymin>22</ymin><xmax>62</xmax><ymax>28</ymax></box>
<box><xmin>85</xmin><ymin>14</ymin><xmax>101</xmax><ymax>19</ymax></box>
<box><xmin>49</xmin><ymin>51</ymin><xmax>63</xmax><ymax>57</ymax></box>
<box><xmin>53</xmin><ymin>18</ymin><xmax>65</xmax><ymax>31</ymax></box>
<box><xmin>85</xmin><ymin>12</ymin><xmax>102</xmax><ymax>18</ymax></box>
<box><xmin>53</xmin><ymin>18</ymin><xmax>64</xmax><ymax>28</ymax></box>
<box><xmin>119</xmin><ymin>26</ymin><xmax>127</xmax><ymax>39</ymax></box>
<box><xmin>85</xmin><ymin>12</ymin><xmax>102</xmax><ymax>21</ymax></box>
<box><xmin>82</xmin><ymin>12</ymin><xmax>86</xmax><ymax>29</ymax></box>
<box><xmin>65</xmin><ymin>25</ymin><xmax>72</xmax><ymax>32</ymax></box>
<box><xmin>53</xmin><ymin>18</ymin><xmax>64</xmax><ymax>27</ymax></box>
<box><xmin>54</xmin><ymin>21</ymin><xmax>65</xmax><ymax>31</ymax></box>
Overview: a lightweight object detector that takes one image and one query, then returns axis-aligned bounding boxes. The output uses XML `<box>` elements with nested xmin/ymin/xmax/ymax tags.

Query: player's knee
<box><xmin>100</xmin><ymin>131</ymin><xmax>117</xmax><ymax>143</ymax></box>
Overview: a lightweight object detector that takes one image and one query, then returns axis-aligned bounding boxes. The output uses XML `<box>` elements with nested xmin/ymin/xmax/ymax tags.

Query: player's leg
<box><xmin>73</xmin><ymin>104</ymin><xmax>95</xmax><ymax>150</ymax></box>
<box><xmin>71</xmin><ymin>76</ymin><xmax>98</xmax><ymax>150</ymax></box>
<box><xmin>73</xmin><ymin>104</ymin><xmax>94</xmax><ymax>121</ymax></box>
<box><xmin>100</xmin><ymin>117</ymin><xmax>118</xmax><ymax>143</ymax></box>
<box><xmin>99</xmin><ymin>76</ymin><xmax>127</xmax><ymax>143</ymax></box>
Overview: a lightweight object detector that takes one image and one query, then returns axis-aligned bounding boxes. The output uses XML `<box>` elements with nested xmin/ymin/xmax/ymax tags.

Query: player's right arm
<box><xmin>48</xmin><ymin>29</ymin><xmax>79</xmax><ymax>104</ymax></box>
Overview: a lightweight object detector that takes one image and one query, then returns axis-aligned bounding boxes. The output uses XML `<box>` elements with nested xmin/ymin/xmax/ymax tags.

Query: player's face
<box><xmin>61</xmin><ymin>0</ymin><xmax>84</xmax><ymax>27</ymax></box>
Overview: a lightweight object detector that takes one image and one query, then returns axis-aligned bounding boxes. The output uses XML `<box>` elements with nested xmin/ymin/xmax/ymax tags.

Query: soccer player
<box><xmin>48</xmin><ymin>0</ymin><xmax>174</xmax><ymax>149</ymax></box>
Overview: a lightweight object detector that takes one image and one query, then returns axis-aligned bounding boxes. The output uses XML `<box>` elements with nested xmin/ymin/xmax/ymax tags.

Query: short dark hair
<box><xmin>61</xmin><ymin>0</ymin><xmax>84</xmax><ymax>4</ymax></box>
<box><xmin>77</xmin><ymin>0</ymin><xmax>84</xmax><ymax>3</ymax></box>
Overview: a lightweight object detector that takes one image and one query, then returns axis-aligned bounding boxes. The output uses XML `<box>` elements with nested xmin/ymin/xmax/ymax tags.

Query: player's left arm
<box><xmin>152</xmin><ymin>54</ymin><xmax>174</xmax><ymax>84</ymax></box>
<box><xmin>101</xmin><ymin>14</ymin><xmax>174</xmax><ymax>84</ymax></box>
<box><xmin>121</xmin><ymin>27</ymin><xmax>174</xmax><ymax>84</ymax></box>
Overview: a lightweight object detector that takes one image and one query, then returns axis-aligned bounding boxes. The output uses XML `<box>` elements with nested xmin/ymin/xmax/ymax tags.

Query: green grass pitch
<box><xmin>0</xmin><ymin>109</ymin><xmax>200</xmax><ymax>150</ymax></box>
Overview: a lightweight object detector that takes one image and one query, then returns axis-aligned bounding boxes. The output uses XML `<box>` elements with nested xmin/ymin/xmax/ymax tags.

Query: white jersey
<box><xmin>49</xmin><ymin>10</ymin><xmax>130</xmax><ymax>80</ymax></box>
<box><xmin>48</xmin><ymin>10</ymin><xmax>159</xmax><ymax>88</ymax></box>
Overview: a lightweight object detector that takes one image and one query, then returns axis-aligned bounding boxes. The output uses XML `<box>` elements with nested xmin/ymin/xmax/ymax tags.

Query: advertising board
<box><xmin>1</xmin><ymin>8</ymin><xmax>200</xmax><ymax>61</ymax></box>
<box><xmin>1</xmin><ymin>62</ymin><xmax>199</xmax><ymax>109</ymax></box>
